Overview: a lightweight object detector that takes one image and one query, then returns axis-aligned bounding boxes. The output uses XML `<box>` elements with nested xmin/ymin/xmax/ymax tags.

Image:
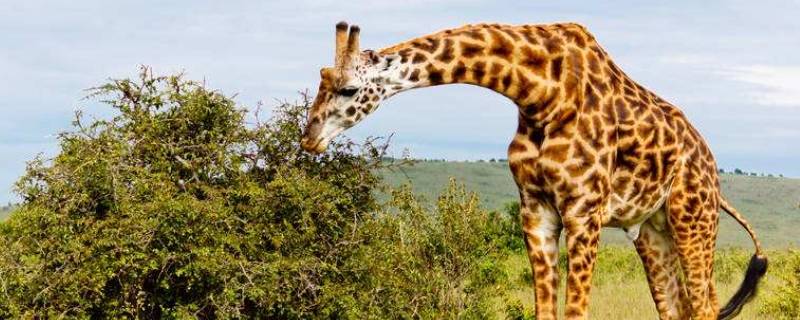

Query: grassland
<box><xmin>488</xmin><ymin>246</ymin><xmax>797</xmax><ymax>319</ymax></box>
<box><xmin>2</xmin><ymin>160</ymin><xmax>797</xmax><ymax>318</ymax></box>
<box><xmin>379</xmin><ymin>160</ymin><xmax>800</xmax><ymax>318</ymax></box>
<box><xmin>381</xmin><ymin>161</ymin><xmax>800</xmax><ymax>249</ymax></box>
<box><xmin>378</xmin><ymin>161</ymin><xmax>800</xmax><ymax>318</ymax></box>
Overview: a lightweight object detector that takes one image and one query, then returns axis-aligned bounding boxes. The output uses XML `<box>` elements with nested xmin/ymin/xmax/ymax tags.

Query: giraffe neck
<box><xmin>379</xmin><ymin>23</ymin><xmax>608</xmax><ymax>129</ymax></box>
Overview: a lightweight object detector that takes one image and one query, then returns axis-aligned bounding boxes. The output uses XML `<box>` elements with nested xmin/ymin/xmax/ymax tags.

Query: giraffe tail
<box><xmin>717</xmin><ymin>196</ymin><xmax>768</xmax><ymax>320</ymax></box>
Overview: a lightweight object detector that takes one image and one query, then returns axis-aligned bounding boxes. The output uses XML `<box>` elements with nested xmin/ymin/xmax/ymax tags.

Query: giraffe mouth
<box><xmin>300</xmin><ymin>118</ymin><xmax>328</xmax><ymax>154</ymax></box>
<box><xmin>301</xmin><ymin>119</ymin><xmax>347</xmax><ymax>154</ymax></box>
<box><xmin>300</xmin><ymin>136</ymin><xmax>328</xmax><ymax>154</ymax></box>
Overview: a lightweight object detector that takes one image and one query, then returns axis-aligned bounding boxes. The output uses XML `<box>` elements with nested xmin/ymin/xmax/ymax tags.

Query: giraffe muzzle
<box><xmin>300</xmin><ymin>117</ymin><xmax>326</xmax><ymax>154</ymax></box>
<box><xmin>300</xmin><ymin>135</ymin><xmax>328</xmax><ymax>154</ymax></box>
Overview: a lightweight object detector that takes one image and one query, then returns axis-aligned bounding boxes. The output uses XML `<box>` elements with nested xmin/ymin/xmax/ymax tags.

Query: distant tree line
<box><xmin>718</xmin><ymin>168</ymin><xmax>784</xmax><ymax>178</ymax></box>
<box><xmin>415</xmin><ymin>158</ymin><xmax>509</xmax><ymax>163</ymax></box>
<box><xmin>409</xmin><ymin>161</ymin><xmax>788</xmax><ymax>178</ymax></box>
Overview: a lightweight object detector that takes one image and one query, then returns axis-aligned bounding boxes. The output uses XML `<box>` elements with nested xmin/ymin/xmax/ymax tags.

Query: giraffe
<box><xmin>299</xmin><ymin>21</ymin><xmax>768</xmax><ymax>320</ymax></box>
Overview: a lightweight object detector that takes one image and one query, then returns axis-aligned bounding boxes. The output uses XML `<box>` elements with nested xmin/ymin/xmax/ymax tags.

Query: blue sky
<box><xmin>1</xmin><ymin>1</ymin><xmax>799</xmax><ymax>203</ymax></box>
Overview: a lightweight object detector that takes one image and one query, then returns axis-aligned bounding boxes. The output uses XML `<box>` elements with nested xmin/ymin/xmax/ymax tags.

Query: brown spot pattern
<box><xmin>369</xmin><ymin>22</ymin><xmax>760</xmax><ymax>320</ymax></box>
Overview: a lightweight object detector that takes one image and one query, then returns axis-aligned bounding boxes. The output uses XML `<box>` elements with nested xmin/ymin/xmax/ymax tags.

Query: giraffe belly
<box><xmin>603</xmin><ymin>186</ymin><xmax>672</xmax><ymax>240</ymax></box>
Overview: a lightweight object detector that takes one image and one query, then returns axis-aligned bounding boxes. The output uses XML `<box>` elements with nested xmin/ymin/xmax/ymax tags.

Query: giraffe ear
<box><xmin>363</xmin><ymin>50</ymin><xmax>381</xmax><ymax>65</ymax></box>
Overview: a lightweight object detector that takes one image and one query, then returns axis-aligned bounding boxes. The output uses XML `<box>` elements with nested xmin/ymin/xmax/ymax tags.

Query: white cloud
<box><xmin>720</xmin><ymin>65</ymin><xmax>800</xmax><ymax>107</ymax></box>
<box><xmin>660</xmin><ymin>53</ymin><xmax>800</xmax><ymax>108</ymax></box>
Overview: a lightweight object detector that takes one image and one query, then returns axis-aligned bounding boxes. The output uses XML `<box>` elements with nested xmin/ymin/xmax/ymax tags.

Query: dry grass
<box><xmin>488</xmin><ymin>246</ymin><xmax>792</xmax><ymax>319</ymax></box>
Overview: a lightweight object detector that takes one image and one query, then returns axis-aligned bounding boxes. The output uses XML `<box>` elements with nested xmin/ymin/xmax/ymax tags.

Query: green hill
<box><xmin>4</xmin><ymin>159</ymin><xmax>797</xmax><ymax>248</ymax></box>
<box><xmin>381</xmin><ymin>161</ymin><xmax>800</xmax><ymax>249</ymax></box>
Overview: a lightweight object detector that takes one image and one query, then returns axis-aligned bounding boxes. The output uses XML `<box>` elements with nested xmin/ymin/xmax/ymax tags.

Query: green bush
<box><xmin>760</xmin><ymin>250</ymin><xmax>800</xmax><ymax>319</ymax></box>
<box><xmin>0</xmin><ymin>68</ymin><xmax>383</xmax><ymax>319</ymax></box>
<box><xmin>503</xmin><ymin>298</ymin><xmax>535</xmax><ymax>320</ymax></box>
<box><xmin>503</xmin><ymin>202</ymin><xmax>526</xmax><ymax>251</ymax></box>
<box><xmin>342</xmin><ymin>180</ymin><xmax>512</xmax><ymax>319</ymax></box>
<box><xmin>0</xmin><ymin>68</ymin><xmax>514</xmax><ymax>319</ymax></box>
<box><xmin>713</xmin><ymin>248</ymin><xmax>753</xmax><ymax>284</ymax></box>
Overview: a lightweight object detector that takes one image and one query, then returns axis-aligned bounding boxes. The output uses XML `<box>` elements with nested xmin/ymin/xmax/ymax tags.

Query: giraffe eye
<box><xmin>338</xmin><ymin>87</ymin><xmax>358</xmax><ymax>97</ymax></box>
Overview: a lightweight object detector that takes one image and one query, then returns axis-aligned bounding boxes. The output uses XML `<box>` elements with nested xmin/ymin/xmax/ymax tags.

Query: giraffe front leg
<box><xmin>520</xmin><ymin>195</ymin><xmax>562</xmax><ymax>320</ymax></box>
<box><xmin>563</xmin><ymin>209</ymin><xmax>602</xmax><ymax>320</ymax></box>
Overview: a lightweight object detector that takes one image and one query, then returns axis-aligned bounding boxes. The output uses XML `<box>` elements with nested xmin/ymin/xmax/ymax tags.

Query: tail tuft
<box><xmin>718</xmin><ymin>254</ymin><xmax>768</xmax><ymax>320</ymax></box>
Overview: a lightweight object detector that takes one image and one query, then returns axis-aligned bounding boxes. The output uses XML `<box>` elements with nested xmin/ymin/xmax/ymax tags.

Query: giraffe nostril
<box><xmin>303</xmin><ymin>118</ymin><xmax>324</xmax><ymax>140</ymax></box>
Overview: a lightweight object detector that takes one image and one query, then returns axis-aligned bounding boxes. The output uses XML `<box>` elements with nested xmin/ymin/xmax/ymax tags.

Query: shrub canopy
<box><xmin>0</xmin><ymin>68</ymin><xmax>514</xmax><ymax>319</ymax></box>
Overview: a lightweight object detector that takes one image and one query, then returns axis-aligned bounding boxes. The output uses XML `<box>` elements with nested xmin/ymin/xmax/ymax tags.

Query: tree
<box><xmin>0</xmin><ymin>68</ymin><xmax>510</xmax><ymax>319</ymax></box>
<box><xmin>0</xmin><ymin>68</ymin><xmax>391</xmax><ymax>318</ymax></box>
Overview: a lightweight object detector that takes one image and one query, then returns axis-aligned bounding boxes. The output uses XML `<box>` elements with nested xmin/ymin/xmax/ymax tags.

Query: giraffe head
<box><xmin>300</xmin><ymin>22</ymin><xmax>405</xmax><ymax>153</ymax></box>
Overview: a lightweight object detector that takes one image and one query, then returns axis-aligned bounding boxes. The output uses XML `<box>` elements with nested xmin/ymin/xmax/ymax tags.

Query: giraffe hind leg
<box><xmin>671</xmin><ymin>211</ymin><xmax>719</xmax><ymax>320</ymax></box>
<box><xmin>634</xmin><ymin>210</ymin><xmax>690</xmax><ymax>320</ymax></box>
<box><xmin>667</xmin><ymin>167</ymin><xmax>721</xmax><ymax>320</ymax></box>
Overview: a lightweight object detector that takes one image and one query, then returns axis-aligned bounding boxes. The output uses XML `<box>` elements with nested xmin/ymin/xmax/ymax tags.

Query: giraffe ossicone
<box><xmin>300</xmin><ymin>21</ymin><xmax>767</xmax><ymax>320</ymax></box>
